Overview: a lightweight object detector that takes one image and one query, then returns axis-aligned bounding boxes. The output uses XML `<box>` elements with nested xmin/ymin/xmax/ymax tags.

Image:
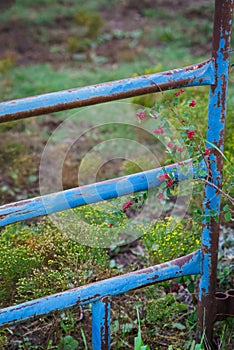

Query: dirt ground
<box><xmin>0</xmin><ymin>0</ymin><xmax>213</xmax><ymax>67</ymax></box>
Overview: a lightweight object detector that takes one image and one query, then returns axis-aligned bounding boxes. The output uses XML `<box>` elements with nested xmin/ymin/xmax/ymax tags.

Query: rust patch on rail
<box><xmin>75</xmin><ymin>293</ymin><xmax>101</xmax><ymax>305</ymax></box>
<box><xmin>172</xmin><ymin>252</ymin><xmax>195</xmax><ymax>269</ymax></box>
<box><xmin>0</xmin><ymin>84</ymin><xmax>182</xmax><ymax>123</ymax></box>
<box><xmin>211</xmin><ymin>0</ymin><xmax>233</xmax><ymax>96</ymax></box>
<box><xmin>0</xmin><ymin>300</ymin><xmax>40</xmax><ymax>314</ymax></box>
<box><xmin>0</xmin><ymin>59</ymin><xmax>212</xmax><ymax>124</ymax></box>
<box><xmin>1</xmin><ymin>196</ymin><xmax>41</xmax><ymax>209</ymax></box>
<box><xmin>0</xmin><ymin>197</ymin><xmax>42</xmax><ymax>221</ymax></box>
<box><xmin>102</xmin><ymin>296</ymin><xmax>111</xmax><ymax>349</ymax></box>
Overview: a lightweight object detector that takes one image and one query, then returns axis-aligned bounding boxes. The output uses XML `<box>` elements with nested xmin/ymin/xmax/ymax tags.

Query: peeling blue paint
<box><xmin>0</xmin><ymin>251</ymin><xmax>201</xmax><ymax>326</ymax></box>
<box><xmin>92</xmin><ymin>297</ymin><xmax>111</xmax><ymax>349</ymax></box>
<box><xmin>197</xmin><ymin>0</ymin><xmax>233</xmax><ymax>338</ymax></box>
<box><xmin>0</xmin><ymin>159</ymin><xmax>206</xmax><ymax>227</ymax></box>
<box><xmin>0</xmin><ymin>60</ymin><xmax>215</xmax><ymax>122</ymax></box>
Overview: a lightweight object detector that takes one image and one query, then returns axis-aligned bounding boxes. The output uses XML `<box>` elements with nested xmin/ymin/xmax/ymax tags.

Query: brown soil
<box><xmin>0</xmin><ymin>0</ymin><xmax>213</xmax><ymax>68</ymax></box>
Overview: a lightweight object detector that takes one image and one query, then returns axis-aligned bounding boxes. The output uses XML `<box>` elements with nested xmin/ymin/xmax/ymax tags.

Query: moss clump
<box><xmin>0</xmin><ymin>51</ymin><xmax>17</xmax><ymax>75</ymax></box>
<box><xmin>0</xmin><ymin>218</ymin><xmax>109</xmax><ymax>306</ymax></box>
<box><xmin>74</xmin><ymin>10</ymin><xmax>104</xmax><ymax>39</ymax></box>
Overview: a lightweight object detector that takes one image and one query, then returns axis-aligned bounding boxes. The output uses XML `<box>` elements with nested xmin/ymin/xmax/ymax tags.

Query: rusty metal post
<box><xmin>197</xmin><ymin>0</ymin><xmax>233</xmax><ymax>345</ymax></box>
<box><xmin>215</xmin><ymin>290</ymin><xmax>234</xmax><ymax>321</ymax></box>
<box><xmin>92</xmin><ymin>296</ymin><xmax>111</xmax><ymax>350</ymax></box>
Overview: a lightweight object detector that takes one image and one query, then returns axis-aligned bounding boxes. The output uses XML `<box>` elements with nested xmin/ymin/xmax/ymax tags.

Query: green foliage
<box><xmin>0</xmin><ymin>61</ymin><xmax>151</xmax><ymax>102</ymax></box>
<box><xmin>0</xmin><ymin>219</ymin><xmax>109</xmax><ymax>306</ymax></box>
<box><xmin>67</xmin><ymin>10</ymin><xmax>104</xmax><ymax>53</ymax></box>
<box><xmin>58</xmin><ymin>335</ymin><xmax>79</xmax><ymax>350</ymax></box>
<box><xmin>134</xmin><ymin>307</ymin><xmax>150</xmax><ymax>350</ymax></box>
<box><xmin>59</xmin><ymin>199</ymin><xmax>145</xmax><ymax>248</ymax></box>
<box><xmin>0</xmin><ymin>52</ymin><xmax>17</xmax><ymax>75</ymax></box>
<box><xmin>122</xmin><ymin>157</ymin><xmax>155</xmax><ymax>175</ymax></box>
<box><xmin>0</xmin><ymin>138</ymin><xmax>26</xmax><ymax>170</ymax></box>
<box><xmin>0</xmin><ymin>0</ymin><xmax>109</xmax><ymax>25</ymax></box>
<box><xmin>145</xmin><ymin>286</ymin><xmax>188</xmax><ymax>326</ymax></box>
<box><xmin>142</xmin><ymin>217</ymin><xmax>200</xmax><ymax>264</ymax></box>
<box><xmin>0</xmin><ymin>133</ymin><xmax>39</xmax><ymax>205</ymax></box>
<box><xmin>0</xmin><ymin>333</ymin><xmax>9</xmax><ymax>348</ymax></box>
<box><xmin>74</xmin><ymin>10</ymin><xmax>104</xmax><ymax>39</ymax></box>
<box><xmin>67</xmin><ymin>36</ymin><xmax>91</xmax><ymax>54</ymax></box>
<box><xmin>135</xmin><ymin>87</ymin><xmax>233</xmax><ymax>224</ymax></box>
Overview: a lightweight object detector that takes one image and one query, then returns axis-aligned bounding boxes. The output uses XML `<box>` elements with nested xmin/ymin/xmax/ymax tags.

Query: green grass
<box><xmin>0</xmin><ymin>219</ymin><xmax>109</xmax><ymax>306</ymax></box>
<box><xmin>0</xmin><ymin>0</ymin><xmax>117</xmax><ymax>25</ymax></box>
<box><xmin>0</xmin><ymin>62</ymin><xmax>149</xmax><ymax>101</ymax></box>
<box><xmin>0</xmin><ymin>47</ymin><xmax>206</xmax><ymax>103</ymax></box>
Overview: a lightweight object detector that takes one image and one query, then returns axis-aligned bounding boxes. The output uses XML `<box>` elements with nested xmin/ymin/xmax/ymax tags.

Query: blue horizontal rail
<box><xmin>0</xmin><ymin>159</ymin><xmax>206</xmax><ymax>227</ymax></box>
<box><xmin>0</xmin><ymin>250</ymin><xmax>201</xmax><ymax>326</ymax></box>
<box><xmin>0</xmin><ymin>59</ymin><xmax>214</xmax><ymax>123</ymax></box>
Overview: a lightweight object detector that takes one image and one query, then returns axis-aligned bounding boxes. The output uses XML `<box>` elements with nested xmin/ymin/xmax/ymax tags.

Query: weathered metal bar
<box><xmin>215</xmin><ymin>290</ymin><xmax>234</xmax><ymax>321</ymax></box>
<box><xmin>197</xmin><ymin>0</ymin><xmax>233</xmax><ymax>344</ymax></box>
<box><xmin>0</xmin><ymin>60</ymin><xmax>215</xmax><ymax>123</ymax></box>
<box><xmin>0</xmin><ymin>250</ymin><xmax>201</xmax><ymax>326</ymax></box>
<box><xmin>215</xmin><ymin>292</ymin><xmax>228</xmax><ymax>322</ymax></box>
<box><xmin>0</xmin><ymin>158</ymin><xmax>206</xmax><ymax>227</ymax></box>
<box><xmin>92</xmin><ymin>296</ymin><xmax>111</xmax><ymax>350</ymax></box>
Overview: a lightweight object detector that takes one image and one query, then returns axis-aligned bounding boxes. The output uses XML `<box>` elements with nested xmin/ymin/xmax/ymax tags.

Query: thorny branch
<box><xmin>194</xmin><ymin>178</ymin><xmax>234</xmax><ymax>207</ymax></box>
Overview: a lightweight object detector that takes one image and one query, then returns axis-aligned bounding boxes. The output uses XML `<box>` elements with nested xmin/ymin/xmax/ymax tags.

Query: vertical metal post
<box><xmin>197</xmin><ymin>0</ymin><xmax>233</xmax><ymax>345</ymax></box>
<box><xmin>92</xmin><ymin>296</ymin><xmax>111</xmax><ymax>350</ymax></box>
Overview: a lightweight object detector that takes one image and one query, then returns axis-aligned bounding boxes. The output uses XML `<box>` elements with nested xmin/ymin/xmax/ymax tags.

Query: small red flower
<box><xmin>158</xmin><ymin>174</ymin><xmax>170</xmax><ymax>181</ymax></box>
<box><xmin>175</xmin><ymin>89</ymin><xmax>185</xmax><ymax>97</ymax></box>
<box><xmin>154</xmin><ymin>126</ymin><xmax>165</xmax><ymax>134</ymax></box>
<box><xmin>187</xmin><ymin>130</ymin><xmax>195</xmax><ymax>139</ymax></box>
<box><xmin>158</xmin><ymin>174</ymin><xmax>173</xmax><ymax>187</ymax></box>
<box><xmin>189</xmin><ymin>100</ymin><xmax>196</xmax><ymax>107</ymax></box>
<box><xmin>180</xmin><ymin>119</ymin><xmax>185</xmax><ymax>124</ymax></box>
<box><xmin>136</xmin><ymin>111</ymin><xmax>147</xmax><ymax>120</ymax></box>
<box><xmin>122</xmin><ymin>200</ymin><xmax>133</xmax><ymax>211</ymax></box>
<box><xmin>108</xmin><ymin>223</ymin><xmax>114</xmax><ymax>227</ymax></box>
<box><xmin>153</xmin><ymin>128</ymin><xmax>160</xmax><ymax>134</ymax></box>
<box><xmin>157</xmin><ymin>193</ymin><xmax>164</xmax><ymax>199</ymax></box>
<box><xmin>167</xmin><ymin>179</ymin><xmax>173</xmax><ymax>188</ymax></box>
<box><xmin>204</xmin><ymin>148</ymin><xmax>211</xmax><ymax>156</ymax></box>
<box><xmin>177</xmin><ymin>147</ymin><xmax>183</xmax><ymax>152</ymax></box>
<box><xmin>167</xmin><ymin>141</ymin><xmax>174</xmax><ymax>148</ymax></box>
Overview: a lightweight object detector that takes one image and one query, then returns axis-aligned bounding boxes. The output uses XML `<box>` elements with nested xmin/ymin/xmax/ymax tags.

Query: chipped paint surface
<box><xmin>0</xmin><ymin>251</ymin><xmax>201</xmax><ymax>326</ymax></box>
<box><xmin>0</xmin><ymin>60</ymin><xmax>215</xmax><ymax>123</ymax></box>
<box><xmin>197</xmin><ymin>0</ymin><xmax>233</xmax><ymax>342</ymax></box>
<box><xmin>92</xmin><ymin>297</ymin><xmax>111</xmax><ymax>350</ymax></box>
<box><xmin>0</xmin><ymin>159</ymin><xmax>206</xmax><ymax>227</ymax></box>
<box><xmin>215</xmin><ymin>290</ymin><xmax>234</xmax><ymax>321</ymax></box>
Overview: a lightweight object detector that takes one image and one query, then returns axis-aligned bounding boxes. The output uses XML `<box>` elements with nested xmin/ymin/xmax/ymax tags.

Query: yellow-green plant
<box><xmin>141</xmin><ymin>217</ymin><xmax>200</xmax><ymax>264</ymax></box>
<box><xmin>0</xmin><ymin>219</ymin><xmax>109</xmax><ymax>306</ymax></box>
<box><xmin>74</xmin><ymin>10</ymin><xmax>103</xmax><ymax>39</ymax></box>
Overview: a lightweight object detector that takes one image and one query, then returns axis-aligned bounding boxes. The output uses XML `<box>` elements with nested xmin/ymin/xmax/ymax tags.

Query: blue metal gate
<box><xmin>0</xmin><ymin>1</ymin><xmax>233</xmax><ymax>348</ymax></box>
